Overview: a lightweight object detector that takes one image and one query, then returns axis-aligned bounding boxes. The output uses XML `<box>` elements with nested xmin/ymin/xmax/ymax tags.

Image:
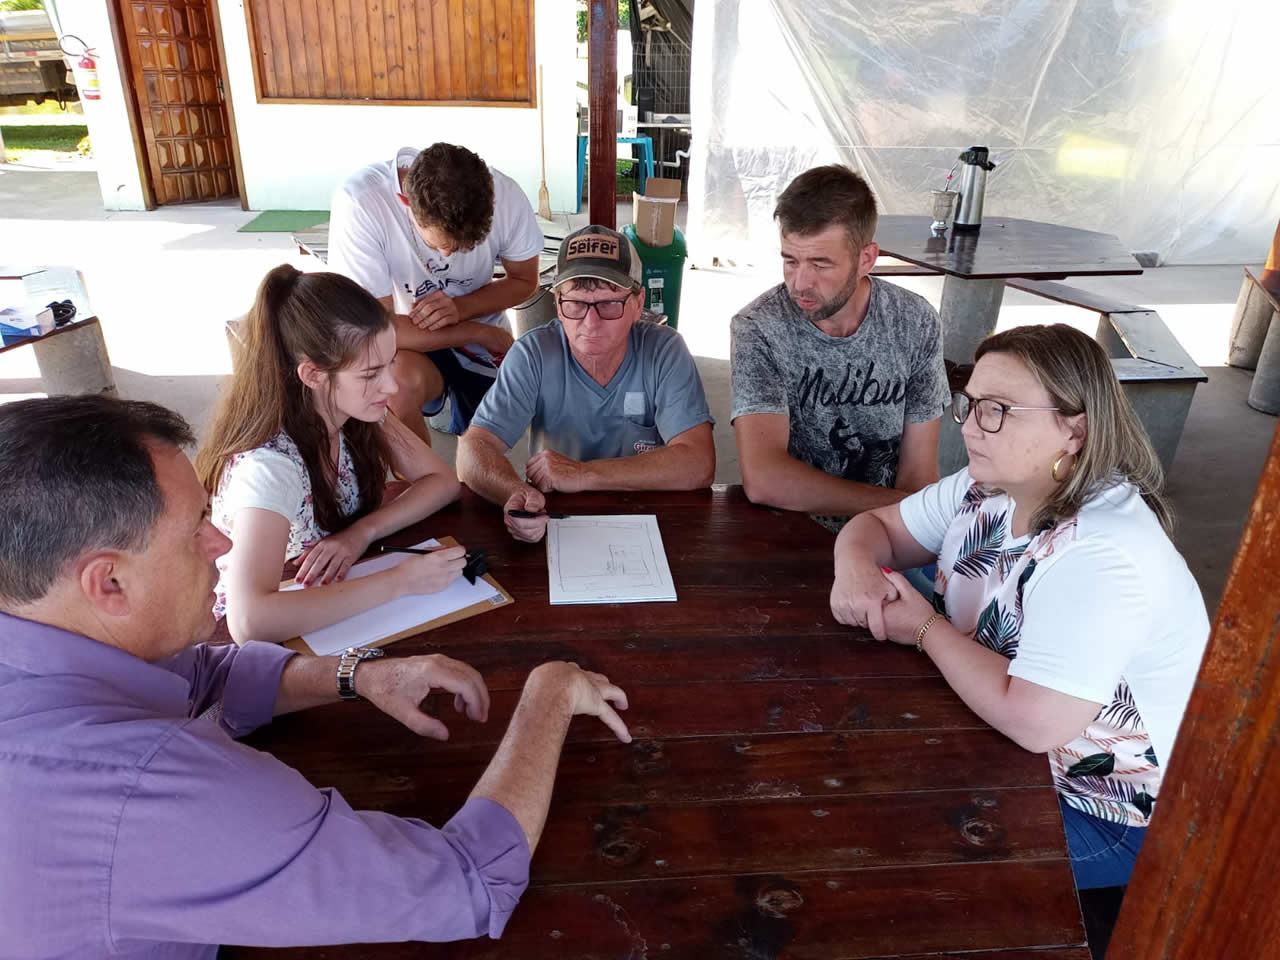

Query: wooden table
<box><xmin>224</xmin><ymin>488</ymin><xmax>1087</xmax><ymax>960</ymax></box>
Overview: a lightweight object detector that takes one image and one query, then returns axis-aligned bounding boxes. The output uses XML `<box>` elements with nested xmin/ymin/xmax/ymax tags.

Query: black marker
<box><xmin>507</xmin><ymin>509</ymin><xmax>568</xmax><ymax>519</ymax></box>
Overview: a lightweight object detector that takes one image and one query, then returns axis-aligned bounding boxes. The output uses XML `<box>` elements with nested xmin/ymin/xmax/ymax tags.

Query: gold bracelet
<box><xmin>915</xmin><ymin>613</ymin><xmax>943</xmax><ymax>653</ymax></box>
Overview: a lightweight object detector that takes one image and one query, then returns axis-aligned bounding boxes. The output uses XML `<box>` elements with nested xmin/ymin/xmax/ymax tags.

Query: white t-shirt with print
<box><xmin>327</xmin><ymin>148</ymin><xmax>544</xmax><ymax>376</ymax></box>
<box><xmin>899</xmin><ymin>468</ymin><xmax>1209</xmax><ymax>826</ymax></box>
<box><xmin>210</xmin><ymin>431</ymin><xmax>362</xmax><ymax>618</ymax></box>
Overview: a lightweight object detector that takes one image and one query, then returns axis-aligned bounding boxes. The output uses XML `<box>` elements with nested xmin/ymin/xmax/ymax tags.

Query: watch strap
<box><xmin>337</xmin><ymin>645</ymin><xmax>385</xmax><ymax>700</ymax></box>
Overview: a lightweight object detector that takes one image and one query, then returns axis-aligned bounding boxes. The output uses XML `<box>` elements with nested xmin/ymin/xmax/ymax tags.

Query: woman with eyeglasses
<box><xmin>829</xmin><ymin>323</ymin><xmax>1209</xmax><ymax>892</ymax></box>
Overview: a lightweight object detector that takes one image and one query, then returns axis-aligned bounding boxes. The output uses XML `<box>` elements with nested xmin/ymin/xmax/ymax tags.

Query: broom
<box><xmin>537</xmin><ymin>65</ymin><xmax>552</xmax><ymax>220</ymax></box>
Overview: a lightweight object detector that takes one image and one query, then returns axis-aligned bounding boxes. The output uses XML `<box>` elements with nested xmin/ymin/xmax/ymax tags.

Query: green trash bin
<box><xmin>622</xmin><ymin>224</ymin><xmax>688</xmax><ymax>329</ymax></box>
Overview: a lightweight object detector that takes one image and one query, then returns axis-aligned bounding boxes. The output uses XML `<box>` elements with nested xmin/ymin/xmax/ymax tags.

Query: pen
<box><xmin>379</xmin><ymin>546</ymin><xmax>490</xmax><ymax>585</ymax></box>
<box><xmin>507</xmin><ymin>509</ymin><xmax>568</xmax><ymax>519</ymax></box>
<box><xmin>380</xmin><ymin>545</ymin><xmax>477</xmax><ymax>559</ymax></box>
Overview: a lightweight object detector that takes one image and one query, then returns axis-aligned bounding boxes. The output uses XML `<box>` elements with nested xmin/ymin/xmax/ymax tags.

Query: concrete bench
<box><xmin>1226</xmin><ymin>268</ymin><xmax>1280</xmax><ymax>415</ymax></box>
<box><xmin>226</xmin><ymin>219</ymin><xmax>566</xmax><ymax>370</ymax></box>
<box><xmin>869</xmin><ymin>258</ymin><xmax>943</xmax><ymax>278</ymax></box>
<box><xmin>225</xmin><ymin>297</ymin><xmax>669</xmax><ymax>370</ymax></box>
<box><xmin>290</xmin><ymin>221</ymin><xmax>565</xmax><ymax>277</ymax></box>
<box><xmin>1005</xmin><ymin>278</ymin><xmax>1207</xmax><ymax>470</ymax></box>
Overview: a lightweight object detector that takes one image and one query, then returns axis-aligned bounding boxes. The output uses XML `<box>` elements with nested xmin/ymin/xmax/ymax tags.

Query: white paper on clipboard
<box><xmin>283</xmin><ymin>539</ymin><xmax>504</xmax><ymax>655</ymax></box>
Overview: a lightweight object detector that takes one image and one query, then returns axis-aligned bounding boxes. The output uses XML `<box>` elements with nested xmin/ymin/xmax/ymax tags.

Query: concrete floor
<box><xmin>2</xmin><ymin>165</ymin><xmax>1274</xmax><ymax>612</ymax></box>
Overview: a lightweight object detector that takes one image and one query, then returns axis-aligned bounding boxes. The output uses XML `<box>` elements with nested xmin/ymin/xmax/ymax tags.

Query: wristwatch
<box><xmin>336</xmin><ymin>645</ymin><xmax>385</xmax><ymax>700</ymax></box>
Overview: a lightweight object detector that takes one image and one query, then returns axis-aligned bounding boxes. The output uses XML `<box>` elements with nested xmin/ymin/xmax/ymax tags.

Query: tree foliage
<box><xmin>576</xmin><ymin>0</ymin><xmax>631</xmax><ymax>44</ymax></box>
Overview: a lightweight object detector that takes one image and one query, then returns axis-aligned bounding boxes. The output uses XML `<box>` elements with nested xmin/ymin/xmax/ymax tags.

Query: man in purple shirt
<box><xmin>0</xmin><ymin>396</ymin><xmax>631</xmax><ymax>958</ymax></box>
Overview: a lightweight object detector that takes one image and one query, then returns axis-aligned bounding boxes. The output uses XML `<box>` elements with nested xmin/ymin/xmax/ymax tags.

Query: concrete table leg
<box><xmin>940</xmin><ymin>275</ymin><xmax>1006</xmax><ymax>367</ymax></box>
<box><xmin>937</xmin><ymin>276</ymin><xmax>1004</xmax><ymax>475</ymax></box>
<box><xmin>32</xmin><ymin>321</ymin><xmax>117</xmax><ymax>397</ymax></box>
<box><xmin>937</xmin><ymin>415</ymin><xmax>969</xmax><ymax>478</ymax></box>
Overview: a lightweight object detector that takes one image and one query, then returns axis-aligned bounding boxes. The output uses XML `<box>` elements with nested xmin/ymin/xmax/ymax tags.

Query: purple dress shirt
<box><xmin>0</xmin><ymin>611</ymin><xmax>530</xmax><ymax>959</ymax></box>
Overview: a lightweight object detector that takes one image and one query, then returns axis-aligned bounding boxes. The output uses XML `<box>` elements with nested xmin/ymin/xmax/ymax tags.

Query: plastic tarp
<box><xmin>688</xmin><ymin>0</ymin><xmax>1280</xmax><ymax>267</ymax></box>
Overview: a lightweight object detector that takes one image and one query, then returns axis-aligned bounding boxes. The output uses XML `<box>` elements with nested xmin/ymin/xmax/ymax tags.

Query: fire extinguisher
<box><xmin>76</xmin><ymin>50</ymin><xmax>101</xmax><ymax>101</ymax></box>
<box><xmin>61</xmin><ymin>36</ymin><xmax>101</xmax><ymax>101</ymax></box>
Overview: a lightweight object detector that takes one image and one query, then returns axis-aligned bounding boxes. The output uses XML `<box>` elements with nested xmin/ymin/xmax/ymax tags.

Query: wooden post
<box><xmin>1106</xmin><ymin>418</ymin><xmax>1280</xmax><ymax>958</ymax></box>
<box><xmin>587</xmin><ymin>0</ymin><xmax>617</xmax><ymax>228</ymax></box>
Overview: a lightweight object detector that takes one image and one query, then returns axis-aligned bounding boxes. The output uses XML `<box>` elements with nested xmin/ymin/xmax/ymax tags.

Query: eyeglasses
<box><xmin>557</xmin><ymin>295</ymin><xmax>632</xmax><ymax>321</ymax></box>
<box><xmin>952</xmin><ymin>390</ymin><xmax>1061</xmax><ymax>434</ymax></box>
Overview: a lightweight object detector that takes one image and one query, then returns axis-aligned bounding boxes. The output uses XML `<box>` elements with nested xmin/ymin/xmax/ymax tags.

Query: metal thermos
<box><xmin>954</xmin><ymin>146</ymin><xmax>995</xmax><ymax>231</ymax></box>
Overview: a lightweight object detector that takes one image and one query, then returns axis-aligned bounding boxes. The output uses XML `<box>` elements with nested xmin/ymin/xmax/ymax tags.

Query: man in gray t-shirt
<box><xmin>731</xmin><ymin>165</ymin><xmax>948</xmax><ymax>530</ymax></box>
<box><xmin>459</xmin><ymin>225</ymin><xmax>715</xmax><ymax>543</ymax></box>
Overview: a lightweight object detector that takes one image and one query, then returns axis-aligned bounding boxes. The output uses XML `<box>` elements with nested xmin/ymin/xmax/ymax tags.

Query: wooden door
<box><xmin>118</xmin><ymin>0</ymin><xmax>237</xmax><ymax>204</ymax></box>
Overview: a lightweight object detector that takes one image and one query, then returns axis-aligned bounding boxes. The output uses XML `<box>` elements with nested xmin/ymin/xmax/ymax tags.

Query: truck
<box><xmin>0</xmin><ymin>6</ymin><xmax>77</xmax><ymax>108</ymax></box>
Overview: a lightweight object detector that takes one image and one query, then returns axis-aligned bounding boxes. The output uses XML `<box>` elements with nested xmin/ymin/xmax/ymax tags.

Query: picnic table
<box><xmin>872</xmin><ymin>216</ymin><xmax>1143</xmax><ymax>366</ymax></box>
<box><xmin>0</xmin><ymin>266</ymin><xmax>115</xmax><ymax>397</ymax></box>
<box><xmin>870</xmin><ymin>217</ymin><xmax>1208</xmax><ymax>474</ymax></box>
<box><xmin>222</xmin><ymin>487</ymin><xmax>1088</xmax><ymax>960</ymax></box>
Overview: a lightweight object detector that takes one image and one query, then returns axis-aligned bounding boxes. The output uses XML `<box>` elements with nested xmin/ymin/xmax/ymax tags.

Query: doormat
<box><xmin>237</xmin><ymin>210</ymin><xmax>329</xmax><ymax>233</ymax></box>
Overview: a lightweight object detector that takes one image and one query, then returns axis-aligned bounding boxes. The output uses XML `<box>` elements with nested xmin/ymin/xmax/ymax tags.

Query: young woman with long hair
<box><xmin>196</xmin><ymin>265</ymin><xmax>464</xmax><ymax>644</ymax></box>
<box><xmin>829</xmin><ymin>323</ymin><xmax>1209</xmax><ymax>891</ymax></box>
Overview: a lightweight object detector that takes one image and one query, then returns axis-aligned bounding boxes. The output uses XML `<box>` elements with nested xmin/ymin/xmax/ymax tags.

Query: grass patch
<box><xmin>616</xmin><ymin>159</ymin><xmax>638</xmax><ymax>196</ymax></box>
<box><xmin>579</xmin><ymin>161</ymin><xmax>645</xmax><ymax>205</ymax></box>
<box><xmin>1</xmin><ymin>123</ymin><xmax>88</xmax><ymax>153</ymax></box>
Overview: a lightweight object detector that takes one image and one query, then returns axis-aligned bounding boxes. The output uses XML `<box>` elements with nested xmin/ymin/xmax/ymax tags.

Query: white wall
<box><xmin>217</xmin><ymin>0</ymin><xmax>579</xmax><ymax>211</ymax></box>
<box><xmin>47</xmin><ymin>0</ymin><xmax>148</xmax><ymax>210</ymax></box>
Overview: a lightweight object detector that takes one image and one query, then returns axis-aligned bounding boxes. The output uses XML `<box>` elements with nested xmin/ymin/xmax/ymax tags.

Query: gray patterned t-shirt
<box><xmin>730</xmin><ymin>278</ymin><xmax>948</xmax><ymax>489</ymax></box>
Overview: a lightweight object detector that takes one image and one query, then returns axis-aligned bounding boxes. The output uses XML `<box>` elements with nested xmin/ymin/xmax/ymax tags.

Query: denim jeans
<box><xmin>1059</xmin><ymin>797</ymin><xmax>1147</xmax><ymax>889</ymax></box>
<box><xmin>903</xmin><ymin>563</ymin><xmax>938</xmax><ymax>599</ymax></box>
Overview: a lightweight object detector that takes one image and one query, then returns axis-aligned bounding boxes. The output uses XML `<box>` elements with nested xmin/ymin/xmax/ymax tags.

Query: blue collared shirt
<box><xmin>0</xmin><ymin>611</ymin><xmax>529</xmax><ymax>958</ymax></box>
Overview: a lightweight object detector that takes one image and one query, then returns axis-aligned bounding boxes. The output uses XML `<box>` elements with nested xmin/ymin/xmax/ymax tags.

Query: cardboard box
<box><xmin>0</xmin><ymin>304</ymin><xmax>54</xmax><ymax>346</ymax></box>
<box><xmin>631</xmin><ymin>178</ymin><xmax>682</xmax><ymax>247</ymax></box>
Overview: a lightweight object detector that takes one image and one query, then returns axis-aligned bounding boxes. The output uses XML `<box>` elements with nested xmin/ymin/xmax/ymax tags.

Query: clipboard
<box><xmin>281</xmin><ymin>536</ymin><xmax>514</xmax><ymax>656</ymax></box>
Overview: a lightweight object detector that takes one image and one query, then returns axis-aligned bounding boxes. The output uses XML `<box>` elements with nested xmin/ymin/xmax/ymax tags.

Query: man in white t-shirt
<box><xmin>328</xmin><ymin>143</ymin><xmax>545</xmax><ymax>443</ymax></box>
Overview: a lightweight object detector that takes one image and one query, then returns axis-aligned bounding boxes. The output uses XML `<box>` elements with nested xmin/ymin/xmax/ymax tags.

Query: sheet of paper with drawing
<box><xmin>546</xmin><ymin>515</ymin><xmax>677</xmax><ymax>604</ymax></box>
<box><xmin>282</xmin><ymin>538</ymin><xmax>511</xmax><ymax>656</ymax></box>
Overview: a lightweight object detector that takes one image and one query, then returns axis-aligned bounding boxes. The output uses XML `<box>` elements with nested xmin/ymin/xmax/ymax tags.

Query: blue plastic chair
<box><xmin>576</xmin><ymin>134</ymin><xmax>655</xmax><ymax>212</ymax></box>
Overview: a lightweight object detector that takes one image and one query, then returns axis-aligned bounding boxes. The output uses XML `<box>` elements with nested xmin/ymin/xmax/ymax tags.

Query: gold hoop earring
<box><xmin>1051</xmin><ymin>453</ymin><xmax>1076</xmax><ymax>483</ymax></box>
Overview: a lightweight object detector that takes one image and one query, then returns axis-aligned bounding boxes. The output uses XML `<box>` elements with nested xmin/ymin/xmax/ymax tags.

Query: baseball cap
<box><xmin>553</xmin><ymin>224</ymin><xmax>643</xmax><ymax>290</ymax></box>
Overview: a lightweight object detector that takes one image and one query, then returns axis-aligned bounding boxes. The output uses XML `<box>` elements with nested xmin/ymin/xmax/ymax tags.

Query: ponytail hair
<box><xmin>195</xmin><ymin>265</ymin><xmax>393</xmax><ymax>533</ymax></box>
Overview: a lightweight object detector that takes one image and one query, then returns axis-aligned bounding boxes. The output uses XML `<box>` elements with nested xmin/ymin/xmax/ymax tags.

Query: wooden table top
<box><xmin>874</xmin><ymin>215</ymin><xmax>1142</xmax><ymax>281</ymax></box>
<box><xmin>224</xmin><ymin>487</ymin><xmax>1087</xmax><ymax>959</ymax></box>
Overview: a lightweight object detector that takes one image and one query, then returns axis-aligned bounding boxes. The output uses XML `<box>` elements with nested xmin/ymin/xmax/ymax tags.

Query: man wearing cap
<box><xmin>457</xmin><ymin>225</ymin><xmax>715</xmax><ymax>543</ymax></box>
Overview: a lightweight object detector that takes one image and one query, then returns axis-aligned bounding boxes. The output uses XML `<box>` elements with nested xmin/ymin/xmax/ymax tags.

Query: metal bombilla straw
<box><xmin>930</xmin><ymin>160</ymin><xmax>961</xmax><ymax>234</ymax></box>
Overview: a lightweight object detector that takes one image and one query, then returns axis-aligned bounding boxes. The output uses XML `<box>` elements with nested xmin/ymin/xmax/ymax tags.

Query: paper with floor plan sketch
<box><xmin>546</xmin><ymin>515</ymin><xmax>676</xmax><ymax>604</ymax></box>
